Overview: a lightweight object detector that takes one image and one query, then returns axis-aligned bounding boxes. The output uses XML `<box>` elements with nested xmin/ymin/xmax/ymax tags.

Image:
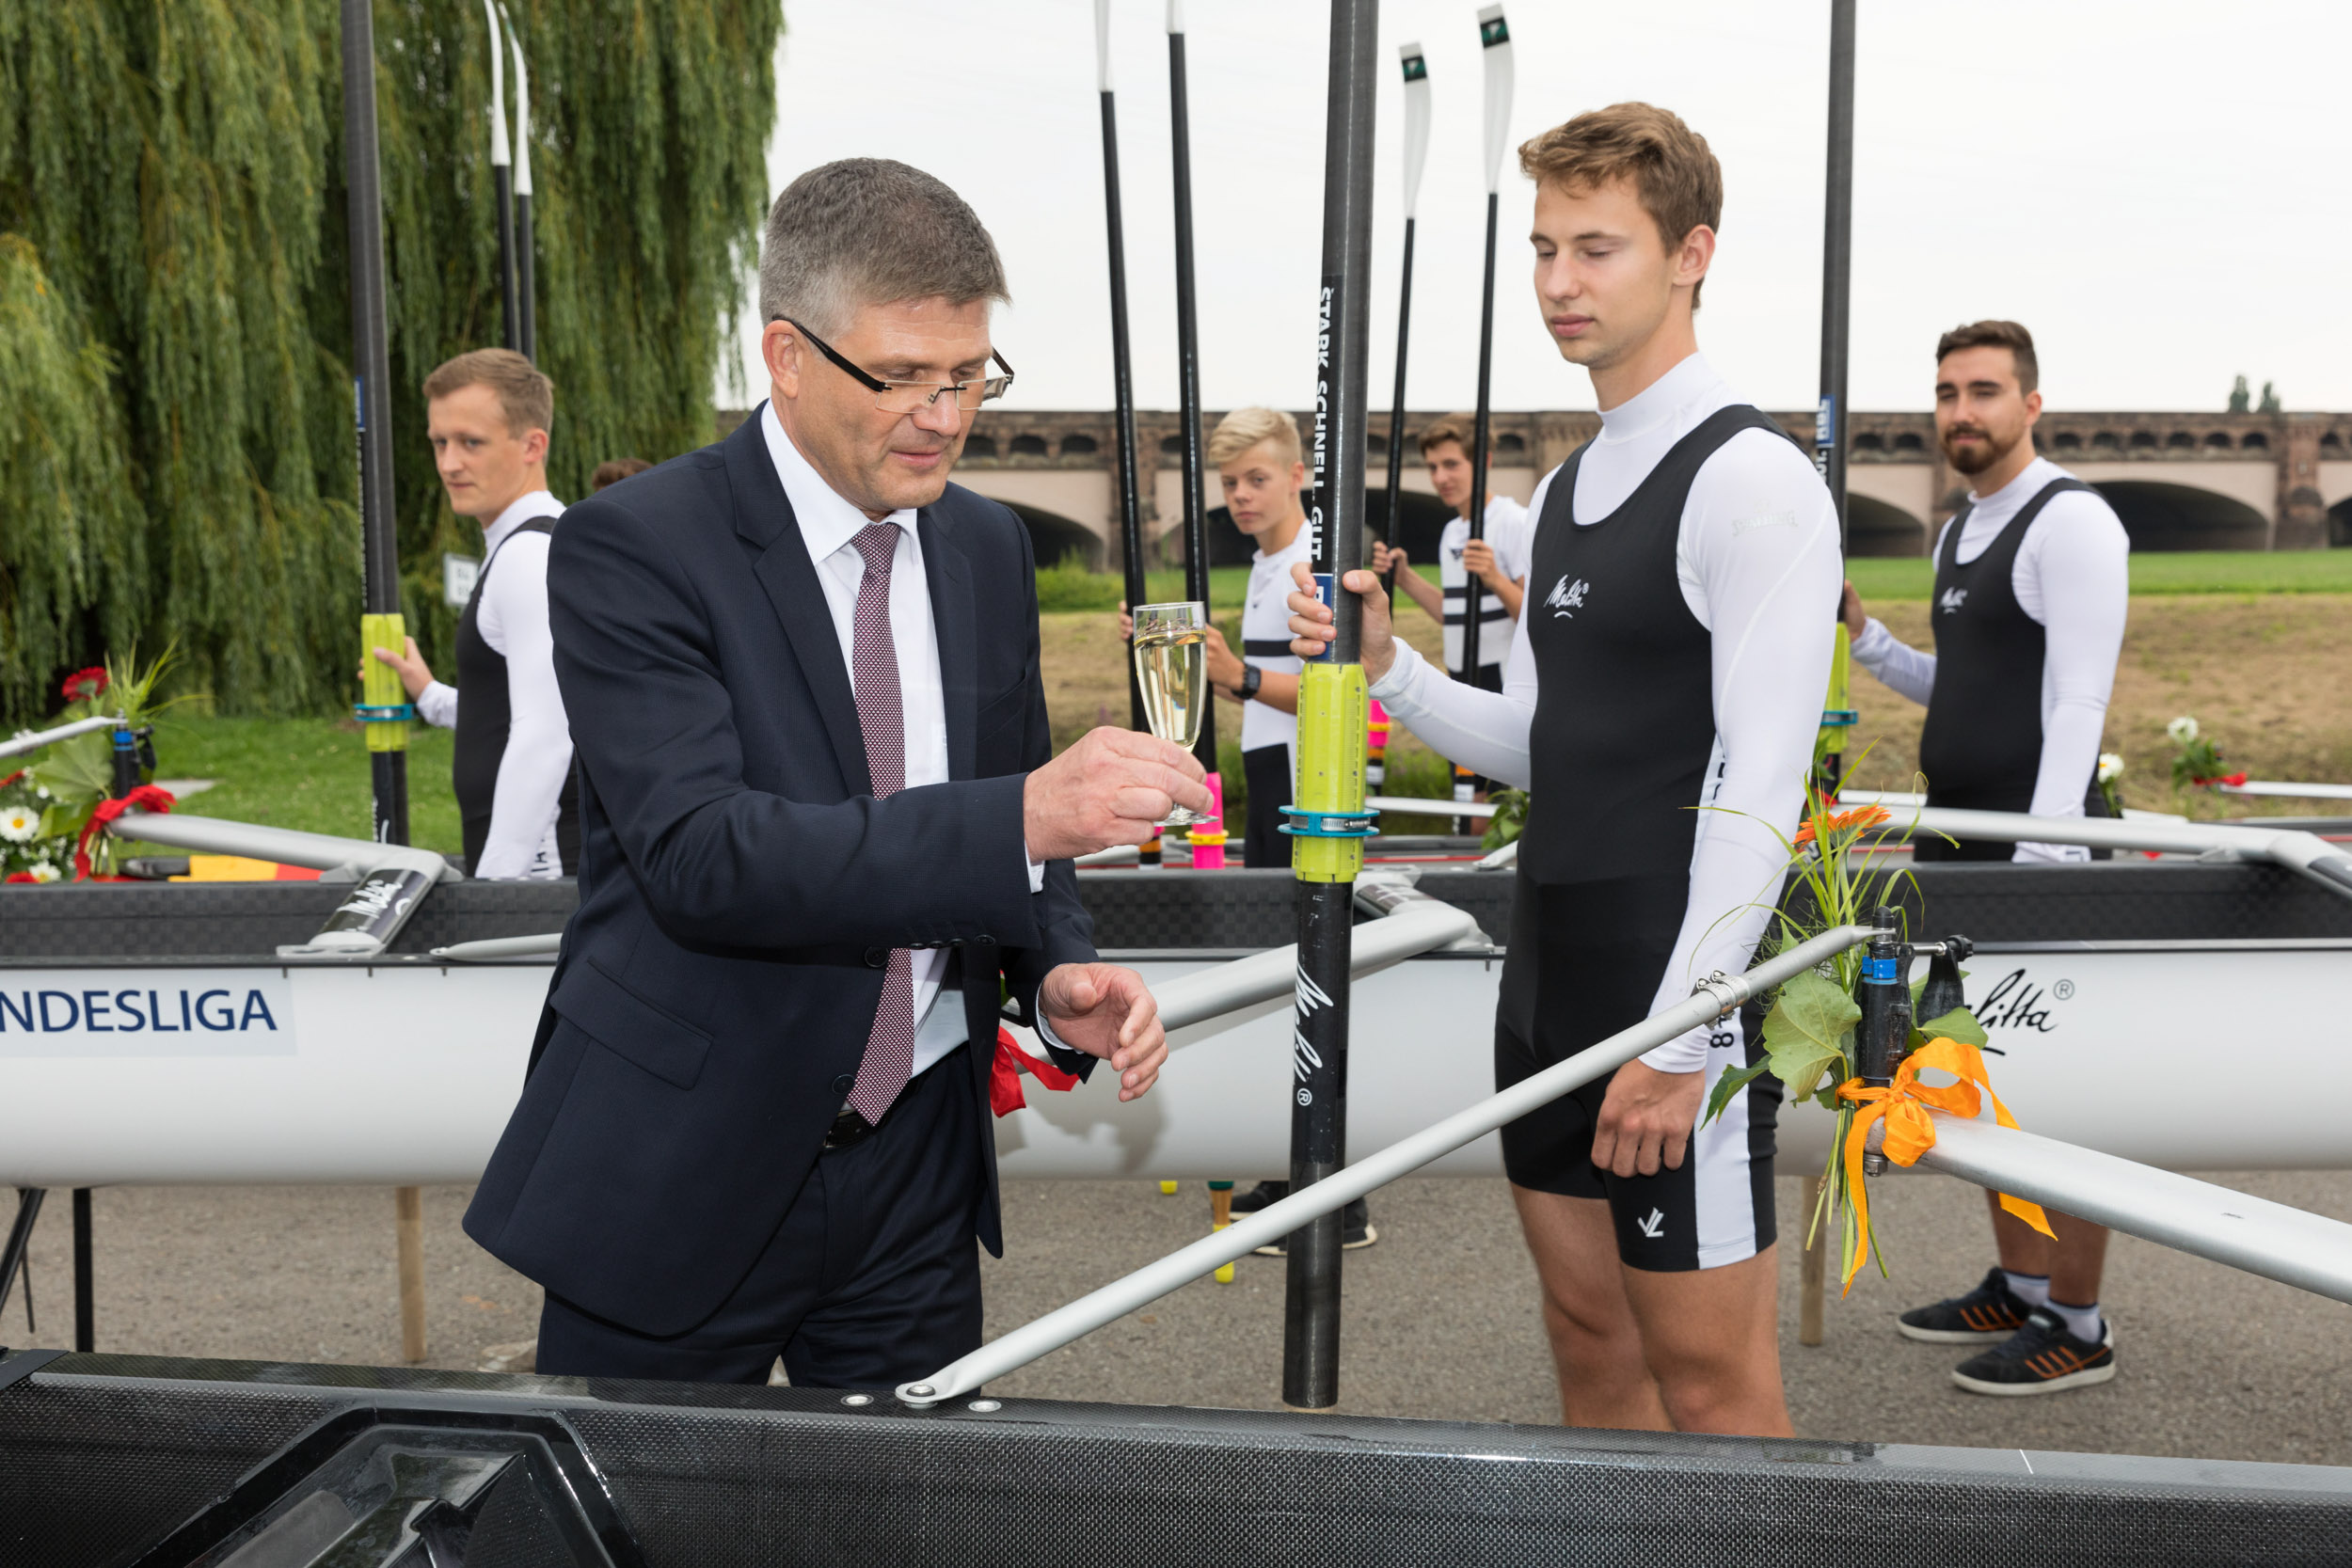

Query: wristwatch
<box><xmin>1239</xmin><ymin>665</ymin><xmax>1263</xmax><ymax>701</ymax></box>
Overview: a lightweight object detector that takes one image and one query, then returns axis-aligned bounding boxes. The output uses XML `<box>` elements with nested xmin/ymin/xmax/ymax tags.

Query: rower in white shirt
<box><xmin>368</xmin><ymin>349</ymin><xmax>578</xmax><ymax>879</ymax></box>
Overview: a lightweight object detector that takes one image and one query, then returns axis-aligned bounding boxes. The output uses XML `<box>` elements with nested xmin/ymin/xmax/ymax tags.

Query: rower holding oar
<box><xmin>1843</xmin><ymin>319</ymin><xmax>2131</xmax><ymax>1397</ymax></box>
<box><xmin>367</xmin><ymin>349</ymin><xmax>578</xmax><ymax>879</ymax></box>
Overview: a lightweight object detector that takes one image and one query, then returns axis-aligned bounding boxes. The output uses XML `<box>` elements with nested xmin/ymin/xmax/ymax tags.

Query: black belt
<box><xmin>820</xmin><ymin>1043</ymin><xmax>962</xmax><ymax>1153</ymax></box>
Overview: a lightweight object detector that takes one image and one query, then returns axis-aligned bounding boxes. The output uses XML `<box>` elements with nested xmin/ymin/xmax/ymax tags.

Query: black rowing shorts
<box><xmin>1495</xmin><ymin>1005</ymin><xmax>1779</xmax><ymax>1273</ymax></box>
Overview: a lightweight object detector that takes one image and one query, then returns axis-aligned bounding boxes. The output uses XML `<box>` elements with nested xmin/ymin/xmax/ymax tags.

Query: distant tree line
<box><xmin>0</xmin><ymin>1</ymin><xmax>780</xmax><ymax>724</ymax></box>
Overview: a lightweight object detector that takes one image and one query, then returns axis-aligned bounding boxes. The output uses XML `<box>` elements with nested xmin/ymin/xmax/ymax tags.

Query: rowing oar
<box><xmin>479</xmin><ymin>0</ymin><xmax>517</xmax><ymax>353</ymax></box>
<box><xmin>1452</xmin><ymin>6</ymin><xmax>1513</xmax><ymax>833</ymax></box>
<box><xmin>497</xmin><ymin>0</ymin><xmax>536</xmax><ymax>362</ymax></box>
<box><xmin>1378</xmin><ymin>42</ymin><xmax>1432</xmax><ymax>602</ymax></box>
<box><xmin>1095</xmin><ymin>1</ymin><xmax>1149</xmax><ymax>741</ymax></box>
<box><xmin>1166</xmin><ymin>0</ymin><xmax>1216</xmax><ymax>781</ymax></box>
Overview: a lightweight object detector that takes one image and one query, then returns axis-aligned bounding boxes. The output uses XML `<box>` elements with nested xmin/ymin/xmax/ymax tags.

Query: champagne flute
<box><xmin>1130</xmin><ymin>601</ymin><xmax>1211</xmax><ymax>828</ymax></box>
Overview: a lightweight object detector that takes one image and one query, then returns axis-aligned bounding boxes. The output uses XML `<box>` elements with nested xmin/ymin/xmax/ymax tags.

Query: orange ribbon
<box><xmin>1834</xmin><ymin>1036</ymin><xmax>2054</xmax><ymax>1293</ymax></box>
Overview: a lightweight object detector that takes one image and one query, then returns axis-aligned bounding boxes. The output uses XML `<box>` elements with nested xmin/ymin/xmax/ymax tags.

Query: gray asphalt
<box><xmin>6</xmin><ymin>1170</ymin><xmax>2346</xmax><ymax>1467</ymax></box>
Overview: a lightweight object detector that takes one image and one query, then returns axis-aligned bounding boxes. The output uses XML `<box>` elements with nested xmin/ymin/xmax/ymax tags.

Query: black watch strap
<box><xmin>1239</xmin><ymin>665</ymin><xmax>1263</xmax><ymax>701</ymax></box>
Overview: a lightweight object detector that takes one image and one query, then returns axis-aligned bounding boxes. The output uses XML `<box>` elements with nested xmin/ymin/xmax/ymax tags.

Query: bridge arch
<box><xmin>2329</xmin><ymin>497</ymin><xmax>2352</xmax><ymax>549</ymax></box>
<box><xmin>1001</xmin><ymin>501</ymin><xmax>1104</xmax><ymax>568</ymax></box>
<box><xmin>2091</xmin><ymin>481</ymin><xmax>2267</xmax><ymax>552</ymax></box>
<box><xmin>1846</xmin><ymin>492</ymin><xmax>1928</xmax><ymax>558</ymax></box>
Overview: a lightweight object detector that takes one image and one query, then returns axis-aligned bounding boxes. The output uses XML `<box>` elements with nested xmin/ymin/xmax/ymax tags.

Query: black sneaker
<box><xmin>1950</xmin><ymin>1310</ymin><xmax>2116</xmax><ymax>1397</ymax></box>
<box><xmin>1229</xmin><ymin>1180</ymin><xmax>1288</xmax><ymax>1214</ymax></box>
<box><xmin>1252</xmin><ymin>1198</ymin><xmax>1376</xmax><ymax>1257</ymax></box>
<box><xmin>1897</xmin><ymin>1267</ymin><xmax>2034</xmax><ymax>1344</ymax></box>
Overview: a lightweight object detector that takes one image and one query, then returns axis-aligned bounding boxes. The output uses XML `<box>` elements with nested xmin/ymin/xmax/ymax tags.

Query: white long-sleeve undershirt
<box><xmin>1372</xmin><ymin>354</ymin><xmax>1840</xmax><ymax>1073</ymax></box>
<box><xmin>1851</xmin><ymin>456</ymin><xmax>2129</xmax><ymax>863</ymax></box>
<box><xmin>417</xmin><ymin>491</ymin><xmax>575</xmax><ymax>879</ymax></box>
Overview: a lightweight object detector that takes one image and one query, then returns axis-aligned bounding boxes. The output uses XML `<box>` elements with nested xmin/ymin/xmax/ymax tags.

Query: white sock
<box><xmin>2045</xmin><ymin>1297</ymin><xmax>2105</xmax><ymax>1343</ymax></box>
<box><xmin>2001</xmin><ymin>1269</ymin><xmax>2051</xmax><ymax>1309</ymax></box>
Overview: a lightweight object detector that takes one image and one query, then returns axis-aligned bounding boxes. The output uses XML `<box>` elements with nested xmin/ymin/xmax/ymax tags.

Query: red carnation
<box><xmin>60</xmin><ymin>666</ymin><xmax>109</xmax><ymax>702</ymax></box>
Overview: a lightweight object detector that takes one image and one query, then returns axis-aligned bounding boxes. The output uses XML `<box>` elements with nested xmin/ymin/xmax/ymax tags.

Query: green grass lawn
<box><xmin>138</xmin><ymin>715</ymin><xmax>462</xmax><ymax>856</ymax></box>
<box><xmin>1848</xmin><ymin>549</ymin><xmax>2352</xmax><ymax>600</ymax></box>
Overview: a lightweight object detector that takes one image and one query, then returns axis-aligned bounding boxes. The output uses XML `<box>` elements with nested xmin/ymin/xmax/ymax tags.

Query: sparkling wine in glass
<box><xmin>1131</xmin><ymin>600</ymin><xmax>1210</xmax><ymax>828</ymax></box>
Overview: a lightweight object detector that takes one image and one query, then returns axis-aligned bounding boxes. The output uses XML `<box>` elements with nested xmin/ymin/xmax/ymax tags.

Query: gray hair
<box><xmin>757</xmin><ymin>159</ymin><xmax>1009</xmax><ymax>336</ymax></box>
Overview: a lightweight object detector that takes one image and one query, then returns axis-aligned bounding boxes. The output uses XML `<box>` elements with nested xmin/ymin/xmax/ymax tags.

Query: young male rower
<box><xmin>368</xmin><ymin>349</ymin><xmax>578</xmax><ymax>879</ymax></box>
<box><xmin>1292</xmin><ymin>103</ymin><xmax>1837</xmax><ymax>1435</ymax></box>
<box><xmin>1373</xmin><ymin>412</ymin><xmax>1533</xmax><ymax>692</ymax></box>
<box><xmin>1843</xmin><ymin>319</ymin><xmax>2129</xmax><ymax>1396</ymax></box>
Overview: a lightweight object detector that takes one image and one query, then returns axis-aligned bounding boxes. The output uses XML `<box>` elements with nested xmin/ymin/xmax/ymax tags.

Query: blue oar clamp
<box><xmin>1279</xmin><ymin>804</ymin><xmax>1380</xmax><ymax>840</ymax></box>
<box><xmin>353</xmin><ymin>703</ymin><xmax>416</xmax><ymax>724</ymax></box>
<box><xmin>1820</xmin><ymin>708</ymin><xmax>1859</xmax><ymax>727</ymax></box>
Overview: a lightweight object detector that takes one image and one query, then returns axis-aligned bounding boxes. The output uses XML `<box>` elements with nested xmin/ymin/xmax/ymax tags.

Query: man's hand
<box><xmin>1839</xmin><ymin>579</ymin><xmax>1867</xmax><ymax>640</ymax></box>
<box><xmin>1025</xmin><ymin>726</ymin><xmax>1211</xmax><ymax>860</ymax></box>
<box><xmin>1589</xmin><ymin>1058</ymin><xmax>1707</xmax><ymax>1178</ymax></box>
<box><xmin>360</xmin><ymin>636</ymin><xmax>436</xmax><ymax>700</ymax></box>
<box><xmin>1201</xmin><ymin>624</ymin><xmax>1247</xmax><ymax>697</ymax></box>
<box><xmin>1462</xmin><ymin>537</ymin><xmax>1502</xmax><ymax>587</ymax></box>
<box><xmin>1117</xmin><ymin>599</ymin><xmax>1134</xmax><ymax>641</ymax></box>
<box><xmin>1371</xmin><ymin>540</ymin><xmax>1408</xmax><ymax>578</ymax></box>
<box><xmin>1039</xmin><ymin>962</ymin><xmax>1168</xmax><ymax>1101</ymax></box>
<box><xmin>1285</xmin><ymin>560</ymin><xmax>1397</xmax><ymax>684</ymax></box>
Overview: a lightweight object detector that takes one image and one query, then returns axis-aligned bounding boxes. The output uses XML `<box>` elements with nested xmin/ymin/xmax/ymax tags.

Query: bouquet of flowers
<box><xmin>2167</xmin><ymin>715</ymin><xmax>2241</xmax><ymax>795</ymax></box>
<box><xmin>2096</xmin><ymin>751</ymin><xmax>2125</xmax><ymax>817</ymax></box>
<box><xmin>0</xmin><ymin>768</ymin><xmax>69</xmax><ymax>882</ymax></box>
<box><xmin>14</xmin><ymin>649</ymin><xmax>180</xmax><ymax>880</ymax></box>
<box><xmin>1701</xmin><ymin>767</ymin><xmax>1993</xmax><ymax>1288</ymax></box>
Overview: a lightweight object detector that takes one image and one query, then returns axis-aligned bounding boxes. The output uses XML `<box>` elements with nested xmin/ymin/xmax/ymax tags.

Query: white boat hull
<box><xmin>1</xmin><ymin>941</ymin><xmax>2344</xmax><ymax>1187</ymax></box>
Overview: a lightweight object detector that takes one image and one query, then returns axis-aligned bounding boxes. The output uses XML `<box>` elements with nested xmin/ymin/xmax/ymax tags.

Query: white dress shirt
<box><xmin>761</xmin><ymin>404</ymin><xmax>1050</xmax><ymax>1073</ymax></box>
<box><xmin>416</xmin><ymin>488</ymin><xmax>573</xmax><ymax>879</ymax></box>
<box><xmin>1851</xmin><ymin>455</ymin><xmax>2130</xmax><ymax>863</ymax></box>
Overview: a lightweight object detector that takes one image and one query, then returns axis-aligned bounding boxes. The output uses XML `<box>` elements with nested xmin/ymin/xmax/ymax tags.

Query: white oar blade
<box><xmin>1478</xmin><ymin>5</ymin><xmax>1514</xmax><ymax>193</ymax></box>
<box><xmin>480</xmin><ymin>0</ymin><xmax>509</xmax><ymax>166</ymax></box>
<box><xmin>1399</xmin><ymin>43</ymin><xmax>1432</xmax><ymax>218</ymax></box>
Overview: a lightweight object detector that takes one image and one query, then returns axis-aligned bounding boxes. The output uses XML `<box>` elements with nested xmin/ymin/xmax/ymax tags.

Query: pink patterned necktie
<box><xmin>845</xmin><ymin>521</ymin><xmax>914</xmax><ymax>1125</ymax></box>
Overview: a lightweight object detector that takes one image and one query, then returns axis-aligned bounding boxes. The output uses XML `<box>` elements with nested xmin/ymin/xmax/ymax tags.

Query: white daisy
<box><xmin>28</xmin><ymin>861</ymin><xmax>60</xmax><ymax>882</ymax></box>
<box><xmin>2166</xmin><ymin>716</ymin><xmax>2200</xmax><ymax>744</ymax></box>
<box><xmin>0</xmin><ymin>805</ymin><xmax>36</xmax><ymax>843</ymax></box>
<box><xmin>2097</xmin><ymin>752</ymin><xmax>2124</xmax><ymax>784</ymax></box>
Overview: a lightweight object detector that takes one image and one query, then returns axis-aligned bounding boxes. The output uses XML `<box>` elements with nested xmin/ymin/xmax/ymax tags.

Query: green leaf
<box><xmin>1914</xmin><ymin>1006</ymin><xmax>1988</xmax><ymax>1051</ymax></box>
<box><xmin>1759</xmin><ymin>970</ymin><xmax>1860</xmax><ymax>1101</ymax></box>
<box><xmin>1702</xmin><ymin>1061</ymin><xmax>1771</xmax><ymax>1128</ymax></box>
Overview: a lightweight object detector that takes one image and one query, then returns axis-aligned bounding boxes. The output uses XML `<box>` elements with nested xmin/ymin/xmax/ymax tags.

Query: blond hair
<box><xmin>1206</xmin><ymin>406</ymin><xmax>1301</xmax><ymax>468</ymax></box>
<box><xmin>1518</xmin><ymin>103</ymin><xmax>1724</xmax><ymax>308</ymax></box>
<box><xmin>421</xmin><ymin>348</ymin><xmax>553</xmax><ymax>437</ymax></box>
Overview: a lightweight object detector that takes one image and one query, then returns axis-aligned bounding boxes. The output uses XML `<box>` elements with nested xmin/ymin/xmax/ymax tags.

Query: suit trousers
<box><xmin>534</xmin><ymin>1040</ymin><xmax>984</xmax><ymax>1388</ymax></box>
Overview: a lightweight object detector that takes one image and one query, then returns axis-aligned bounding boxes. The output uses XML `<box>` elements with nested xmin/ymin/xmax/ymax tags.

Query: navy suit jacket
<box><xmin>462</xmin><ymin>408</ymin><xmax>1096</xmax><ymax>1337</ymax></box>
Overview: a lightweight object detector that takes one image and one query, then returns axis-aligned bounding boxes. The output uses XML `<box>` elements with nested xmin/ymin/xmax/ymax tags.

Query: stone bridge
<box><xmin>721</xmin><ymin>407</ymin><xmax>2352</xmax><ymax>567</ymax></box>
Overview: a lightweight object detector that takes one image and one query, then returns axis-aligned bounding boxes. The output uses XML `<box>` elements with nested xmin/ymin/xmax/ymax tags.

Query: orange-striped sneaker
<box><xmin>1950</xmin><ymin>1310</ymin><xmax>2117</xmax><ymax>1397</ymax></box>
<box><xmin>1896</xmin><ymin>1268</ymin><xmax>2034</xmax><ymax>1344</ymax></box>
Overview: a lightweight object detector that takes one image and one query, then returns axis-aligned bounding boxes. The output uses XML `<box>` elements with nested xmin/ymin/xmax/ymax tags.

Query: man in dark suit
<box><xmin>463</xmin><ymin>159</ymin><xmax>1211</xmax><ymax>1388</ymax></box>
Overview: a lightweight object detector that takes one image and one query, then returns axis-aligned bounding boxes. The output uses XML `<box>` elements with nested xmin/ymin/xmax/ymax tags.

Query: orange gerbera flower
<box><xmin>1792</xmin><ymin>801</ymin><xmax>1892</xmax><ymax>847</ymax></box>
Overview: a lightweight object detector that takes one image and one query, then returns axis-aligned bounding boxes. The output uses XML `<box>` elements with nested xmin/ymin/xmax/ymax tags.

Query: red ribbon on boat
<box><xmin>990</xmin><ymin>1024</ymin><xmax>1081</xmax><ymax>1117</ymax></box>
<box><xmin>74</xmin><ymin>784</ymin><xmax>177</xmax><ymax>880</ymax></box>
<box><xmin>2192</xmin><ymin>771</ymin><xmax>2248</xmax><ymax>788</ymax></box>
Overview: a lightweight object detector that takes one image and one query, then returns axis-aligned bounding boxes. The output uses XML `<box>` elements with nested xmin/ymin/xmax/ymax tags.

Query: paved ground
<box><xmin>6</xmin><ymin>1170</ymin><xmax>2347</xmax><ymax>1467</ymax></box>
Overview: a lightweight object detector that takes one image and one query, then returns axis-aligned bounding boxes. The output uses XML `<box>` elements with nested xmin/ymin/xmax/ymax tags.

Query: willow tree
<box><xmin>0</xmin><ymin>0</ymin><xmax>780</xmax><ymax>723</ymax></box>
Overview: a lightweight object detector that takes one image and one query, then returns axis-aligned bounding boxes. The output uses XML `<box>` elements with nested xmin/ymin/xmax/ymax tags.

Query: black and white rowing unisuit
<box><xmin>451</xmin><ymin>514</ymin><xmax>579</xmax><ymax>878</ymax></box>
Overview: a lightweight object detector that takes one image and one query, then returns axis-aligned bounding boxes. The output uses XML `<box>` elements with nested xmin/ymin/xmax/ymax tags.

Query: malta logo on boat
<box><xmin>1939</xmin><ymin>587</ymin><xmax>1969</xmax><ymax>613</ymax></box>
<box><xmin>1544</xmin><ymin>576</ymin><xmax>1589</xmax><ymax>618</ymax></box>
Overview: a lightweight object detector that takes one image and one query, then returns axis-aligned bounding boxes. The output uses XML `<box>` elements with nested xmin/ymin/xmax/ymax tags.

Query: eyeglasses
<box><xmin>779</xmin><ymin>318</ymin><xmax>1014</xmax><ymax>414</ymax></box>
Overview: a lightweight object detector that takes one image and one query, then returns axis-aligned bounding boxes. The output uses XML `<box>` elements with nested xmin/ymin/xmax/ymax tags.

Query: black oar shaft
<box><xmin>493</xmin><ymin>164</ymin><xmax>518</xmax><ymax>355</ymax></box>
<box><xmin>1168</xmin><ymin>26</ymin><xmax>1215</xmax><ymax>772</ymax></box>
<box><xmin>1461</xmin><ymin>190</ymin><xmax>1500</xmax><ymax>682</ymax></box>
<box><xmin>1101</xmin><ymin>87</ymin><xmax>1148</xmax><ymax>732</ymax></box>
<box><xmin>342</xmin><ymin>0</ymin><xmax>407</xmax><ymax>846</ymax></box>
<box><xmin>1380</xmin><ymin>216</ymin><xmax>1415</xmax><ymax>595</ymax></box>
<box><xmin>1283</xmin><ymin>0</ymin><xmax>1378</xmax><ymax>1415</ymax></box>
<box><xmin>515</xmin><ymin>190</ymin><xmax>535</xmax><ymax>362</ymax></box>
<box><xmin>1818</xmin><ymin>0</ymin><xmax>1856</xmax><ymax>547</ymax></box>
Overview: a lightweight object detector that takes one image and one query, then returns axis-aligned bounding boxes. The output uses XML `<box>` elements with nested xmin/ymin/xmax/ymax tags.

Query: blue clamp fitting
<box><xmin>1819</xmin><ymin>709</ymin><xmax>1859</xmax><ymax>727</ymax></box>
<box><xmin>353</xmin><ymin>703</ymin><xmax>416</xmax><ymax>723</ymax></box>
<box><xmin>1278</xmin><ymin>803</ymin><xmax>1381</xmax><ymax>840</ymax></box>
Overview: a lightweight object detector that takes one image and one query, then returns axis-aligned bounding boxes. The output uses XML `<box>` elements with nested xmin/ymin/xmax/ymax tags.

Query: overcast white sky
<box><xmin>726</xmin><ymin>0</ymin><xmax>2351</xmax><ymax>416</ymax></box>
